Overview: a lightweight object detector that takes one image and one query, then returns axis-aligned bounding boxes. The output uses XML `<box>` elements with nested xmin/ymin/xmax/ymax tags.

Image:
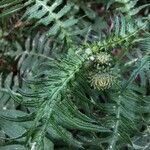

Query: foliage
<box><xmin>0</xmin><ymin>0</ymin><xmax>150</xmax><ymax>149</ymax></box>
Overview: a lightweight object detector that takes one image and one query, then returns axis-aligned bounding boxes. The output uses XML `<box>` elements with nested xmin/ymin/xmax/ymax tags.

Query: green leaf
<box><xmin>0</xmin><ymin>120</ymin><xmax>26</xmax><ymax>138</ymax></box>
<box><xmin>0</xmin><ymin>145</ymin><xmax>27</xmax><ymax>150</ymax></box>
<box><xmin>122</xmin><ymin>56</ymin><xmax>150</xmax><ymax>91</ymax></box>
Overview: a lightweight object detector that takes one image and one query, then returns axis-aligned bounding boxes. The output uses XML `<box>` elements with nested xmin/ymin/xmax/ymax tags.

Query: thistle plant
<box><xmin>0</xmin><ymin>0</ymin><xmax>150</xmax><ymax>150</ymax></box>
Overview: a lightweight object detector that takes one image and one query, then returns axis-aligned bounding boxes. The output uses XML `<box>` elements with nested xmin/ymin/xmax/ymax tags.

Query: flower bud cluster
<box><xmin>89</xmin><ymin>52</ymin><xmax>117</xmax><ymax>90</ymax></box>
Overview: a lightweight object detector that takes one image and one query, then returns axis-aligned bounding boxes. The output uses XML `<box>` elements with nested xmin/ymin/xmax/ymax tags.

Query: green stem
<box><xmin>107</xmin><ymin>95</ymin><xmax>121</xmax><ymax>150</ymax></box>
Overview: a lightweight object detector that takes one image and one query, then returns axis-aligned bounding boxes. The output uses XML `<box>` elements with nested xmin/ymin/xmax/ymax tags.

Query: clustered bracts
<box><xmin>95</xmin><ymin>52</ymin><xmax>112</xmax><ymax>65</ymax></box>
<box><xmin>90</xmin><ymin>73</ymin><xmax>116</xmax><ymax>90</ymax></box>
<box><xmin>89</xmin><ymin>51</ymin><xmax>117</xmax><ymax>90</ymax></box>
